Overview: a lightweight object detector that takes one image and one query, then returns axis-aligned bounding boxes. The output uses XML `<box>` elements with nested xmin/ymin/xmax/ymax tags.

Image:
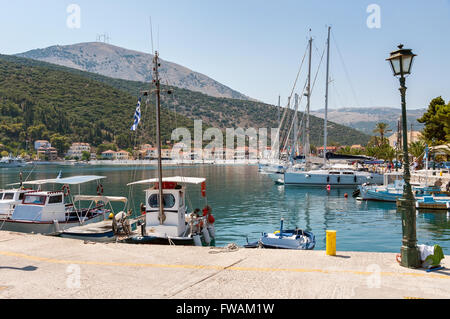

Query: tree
<box><xmin>417</xmin><ymin>97</ymin><xmax>448</xmax><ymax>145</ymax></box>
<box><xmin>81</xmin><ymin>151</ymin><xmax>91</xmax><ymax>161</ymax></box>
<box><xmin>50</xmin><ymin>133</ymin><xmax>70</xmax><ymax>156</ymax></box>
<box><xmin>372</xmin><ymin>123</ymin><xmax>391</xmax><ymax>146</ymax></box>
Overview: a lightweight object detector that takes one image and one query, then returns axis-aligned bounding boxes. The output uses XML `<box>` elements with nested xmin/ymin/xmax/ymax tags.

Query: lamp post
<box><xmin>386</xmin><ymin>44</ymin><xmax>420</xmax><ymax>268</ymax></box>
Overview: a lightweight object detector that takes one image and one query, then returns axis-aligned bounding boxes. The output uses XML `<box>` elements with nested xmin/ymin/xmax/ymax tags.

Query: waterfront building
<box><xmin>67</xmin><ymin>143</ymin><xmax>91</xmax><ymax>159</ymax></box>
<box><xmin>37</xmin><ymin>146</ymin><xmax>58</xmax><ymax>161</ymax></box>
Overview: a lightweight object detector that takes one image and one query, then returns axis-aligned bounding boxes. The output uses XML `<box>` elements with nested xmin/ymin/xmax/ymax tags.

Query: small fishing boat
<box><xmin>58</xmin><ymin>195</ymin><xmax>133</xmax><ymax>242</ymax></box>
<box><xmin>123</xmin><ymin>176</ymin><xmax>216</xmax><ymax>246</ymax></box>
<box><xmin>414</xmin><ymin>196</ymin><xmax>450</xmax><ymax>211</ymax></box>
<box><xmin>0</xmin><ymin>175</ymin><xmax>111</xmax><ymax>234</ymax></box>
<box><xmin>120</xmin><ymin>52</ymin><xmax>216</xmax><ymax>247</ymax></box>
<box><xmin>245</xmin><ymin>218</ymin><xmax>315</xmax><ymax>250</ymax></box>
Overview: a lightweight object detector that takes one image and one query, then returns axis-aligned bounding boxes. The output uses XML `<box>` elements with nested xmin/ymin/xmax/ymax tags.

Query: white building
<box><xmin>67</xmin><ymin>143</ymin><xmax>91</xmax><ymax>158</ymax></box>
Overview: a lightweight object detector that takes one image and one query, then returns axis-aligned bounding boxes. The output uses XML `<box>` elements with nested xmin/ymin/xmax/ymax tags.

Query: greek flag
<box><xmin>131</xmin><ymin>98</ymin><xmax>142</xmax><ymax>131</ymax></box>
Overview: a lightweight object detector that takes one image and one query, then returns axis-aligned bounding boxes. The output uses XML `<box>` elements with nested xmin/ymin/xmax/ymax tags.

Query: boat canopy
<box><xmin>127</xmin><ymin>176</ymin><xmax>206</xmax><ymax>186</ymax></box>
<box><xmin>8</xmin><ymin>175</ymin><xmax>106</xmax><ymax>186</ymax></box>
<box><xmin>73</xmin><ymin>195</ymin><xmax>128</xmax><ymax>204</ymax></box>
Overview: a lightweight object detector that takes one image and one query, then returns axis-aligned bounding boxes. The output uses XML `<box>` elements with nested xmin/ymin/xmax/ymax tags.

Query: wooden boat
<box><xmin>414</xmin><ymin>196</ymin><xmax>450</xmax><ymax>211</ymax></box>
<box><xmin>58</xmin><ymin>195</ymin><xmax>132</xmax><ymax>242</ymax></box>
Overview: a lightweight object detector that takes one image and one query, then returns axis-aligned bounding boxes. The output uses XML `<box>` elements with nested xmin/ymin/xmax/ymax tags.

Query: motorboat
<box><xmin>282</xmin><ymin>166</ymin><xmax>384</xmax><ymax>187</ymax></box>
<box><xmin>245</xmin><ymin>218</ymin><xmax>315</xmax><ymax>250</ymax></box>
<box><xmin>0</xmin><ymin>175</ymin><xmax>111</xmax><ymax>234</ymax></box>
<box><xmin>0</xmin><ymin>155</ymin><xmax>27</xmax><ymax>168</ymax></box>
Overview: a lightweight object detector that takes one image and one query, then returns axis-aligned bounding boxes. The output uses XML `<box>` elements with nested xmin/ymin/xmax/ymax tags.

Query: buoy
<box><xmin>193</xmin><ymin>234</ymin><xmax>202</xmax><ymax>247</ymax></box>
<box><xmin>202</xmin><ymin>226</ymin><xmax>211</xmax><ymax>245</ymax></box>
<box><xmin>326</xmin><ymin>185</ymin><xmax>331</xmax><ymax>191</ymax></box>
<box><xmin>207</xmin><ymin>225</ymin><xmax>216</xmax><ymax>239</ymax></box>
<box><xmin>109</xmin><ymin>213</ymin><xmax>114</xmax><ymax>219</ymax></box>
<box><xmin>326</xmin><ymin>230</ymin><xmax>337</xmax><ymax>256</ymax></box>
<box><xmin>344</xmin><ymin>193</ymin><xmax>348</xmax><ymax>198</ymax></box>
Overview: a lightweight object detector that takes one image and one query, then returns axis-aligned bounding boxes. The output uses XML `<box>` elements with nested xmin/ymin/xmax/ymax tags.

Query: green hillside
<box><xmin>0</xmin><ymin>57</ymin><xmax>194</xmax><ymax>155</ymax></box>
<box><xmin>0</xmin><ymin>54</ymin><xmax>371</xmax><ymax>156</ymax></box>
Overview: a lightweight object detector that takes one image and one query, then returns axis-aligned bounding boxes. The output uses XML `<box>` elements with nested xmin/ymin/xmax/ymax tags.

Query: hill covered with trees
<box><xmin>0</xmin><ymin>54</ymin><xmax>371</xmax><ymax>155</ymax></box>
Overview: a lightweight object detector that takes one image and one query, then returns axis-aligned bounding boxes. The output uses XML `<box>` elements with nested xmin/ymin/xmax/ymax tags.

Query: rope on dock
<box><xmin>208</xmin><ymin>243</ymin><xmax>239</xmax><ymax>254</ymax></box>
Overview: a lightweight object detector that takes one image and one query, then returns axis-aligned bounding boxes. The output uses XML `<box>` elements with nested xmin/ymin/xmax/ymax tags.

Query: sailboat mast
<box><xmin>305</xmin><ymin>36</ymin><xmax>312</xmax><ymax>170</ymax></box>
<box><xmin>324</xmin><ymin>26</ymin><xmax>331</xmax><ymax>166</ymax></box>
<box><xmin>153</xmin><ymin>51</ymin><xmax>165</xmax><ymax>224</ymax></box>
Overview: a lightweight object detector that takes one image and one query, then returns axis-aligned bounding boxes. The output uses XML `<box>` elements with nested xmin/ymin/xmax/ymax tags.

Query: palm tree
<box><xmin>373</xmin><ymin>123</ymin><xmax>392</xmax><ymax>146</ymax></box>
<box><xmin>409</xmin><ymin>140</ymin><xmax>426</xmax><ymax>169</ymax></box>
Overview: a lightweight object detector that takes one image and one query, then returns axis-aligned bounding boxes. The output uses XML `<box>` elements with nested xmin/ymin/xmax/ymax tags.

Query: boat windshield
<box><xmin>3</xmin><ymin>193</ymin><xmax>14</xmax><ymax>200</ymax></box>
<box><xmin>23</xmin><ymin>195</ymin><xmax>46</xmax><ymax>205</ymax></box>
<box><xmin>0</xmin><ymin>193</ymin><xmax>3</xmax><ymax>200</ymax></box>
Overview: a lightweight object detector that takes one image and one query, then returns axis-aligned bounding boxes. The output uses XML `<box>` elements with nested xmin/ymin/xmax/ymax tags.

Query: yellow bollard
<box><xmin>326</xmin><ymin>230</ymin><xmax>337</xmax><ymax>256</ymax></box>
<box><xmin>440</xmin><ymin>171</ymin><xmax>443</xmax><ymax>177</ymax></box>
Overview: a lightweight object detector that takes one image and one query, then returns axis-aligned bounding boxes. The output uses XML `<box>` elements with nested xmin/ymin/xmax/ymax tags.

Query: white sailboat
<box><xmin>280</xmin><ymin>27</ymin><xmax>383</xmax><ymax>187</ymax></box>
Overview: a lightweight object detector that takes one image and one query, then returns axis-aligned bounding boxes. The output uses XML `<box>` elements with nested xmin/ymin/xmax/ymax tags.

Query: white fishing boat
<box><xmin>121</xmin><ymin>51</ymin><xmax>216</xmax><ymax>247</ymax></box>
<box><xmin>0</xmin><ymin>175</ymin><xmax>110</xmax><ymax>234</ymax></box>
<box><xmin>125</xmin><ymin>176</ymin><xmax>216</xmax><ymax>246</ymax></box>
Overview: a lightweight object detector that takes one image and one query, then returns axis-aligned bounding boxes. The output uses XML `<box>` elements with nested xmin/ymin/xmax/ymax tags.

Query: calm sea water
<box><xmin>1</xmin><ymin>164</ymin><xmax>449</xmax><ymax>253</ymax></box>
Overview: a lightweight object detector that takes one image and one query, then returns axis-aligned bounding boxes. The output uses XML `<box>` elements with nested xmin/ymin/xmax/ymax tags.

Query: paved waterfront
<box><xmin>0</xmin><ymin>231</ymin><xmax>448</xmax><ymax>299</ymax></box>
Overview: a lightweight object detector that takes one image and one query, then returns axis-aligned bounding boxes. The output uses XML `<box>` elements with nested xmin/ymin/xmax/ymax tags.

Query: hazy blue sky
<box><xmin>1</xmin><ymin>0</ymin><xmax>449</xmax><ymax>111</ymax></box>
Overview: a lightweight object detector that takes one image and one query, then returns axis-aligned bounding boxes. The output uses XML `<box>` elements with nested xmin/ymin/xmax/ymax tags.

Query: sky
<box><xmin>1</xmin><ymin>0</ymin><xmax>449</xmax><ymax>112</ymax></box>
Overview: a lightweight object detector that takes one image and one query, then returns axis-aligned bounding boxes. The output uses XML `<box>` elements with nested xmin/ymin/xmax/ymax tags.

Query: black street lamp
<box><xmin>386</xmin><ymin>44</ymin><xmax>421</xmax><ymax>268</ymax></box>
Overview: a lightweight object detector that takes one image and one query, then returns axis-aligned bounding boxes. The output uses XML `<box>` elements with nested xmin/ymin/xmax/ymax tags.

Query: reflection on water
<box><xmin>1</xmin><ymin>165</ymin><xmax>449</xmax><ymax>253</ymax></box>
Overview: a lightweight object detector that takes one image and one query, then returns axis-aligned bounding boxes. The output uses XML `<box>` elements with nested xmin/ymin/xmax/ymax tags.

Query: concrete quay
<box><xmin>0</xmin><ymin>231</ymin><xmax>448</xmax><ymax>299</ymax></box>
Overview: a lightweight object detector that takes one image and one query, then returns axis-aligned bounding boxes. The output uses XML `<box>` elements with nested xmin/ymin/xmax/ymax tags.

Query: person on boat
<box><xmin>434</xmin><ymin>179</ymin><xmax>443</xmax><ymax>188</ymax></box>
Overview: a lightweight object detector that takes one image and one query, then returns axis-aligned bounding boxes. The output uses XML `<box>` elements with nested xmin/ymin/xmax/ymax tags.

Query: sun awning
<box><xmin>73</xmin><ymin>195</ymin><xmax>128</xmax><ymax>204</ymax></box>
<box><xmin>7</xmin><ymin>175</ymin><xmax>106</xmax><ymax>186</ymax></box>
<box><xmin>7</xmin><ymin>178</ymin><xmax>58</xmax><ymax>186</ymax></box>
<box><xmin>127</xmin><ymin>176</ymin><xmax>206</xmax><ymax>186</ymax></box>
<box><xmin>52</xmin><ymin>176</ymin><xmax>106</xmax><ymax>185</ymax></box>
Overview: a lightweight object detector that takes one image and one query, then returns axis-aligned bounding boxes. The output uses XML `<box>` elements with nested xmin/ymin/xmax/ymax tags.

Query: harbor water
<box><xmin>1</xmin><ymin>164</ymin><xmax>449</xmax><ymax>253</ymax></box>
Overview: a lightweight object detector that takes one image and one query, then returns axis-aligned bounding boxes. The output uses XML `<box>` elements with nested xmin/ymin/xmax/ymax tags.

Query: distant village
<box><xmin>22</xmin><ymin>129</ymin><xmax>423</xmax><ymax>162</ymax></box>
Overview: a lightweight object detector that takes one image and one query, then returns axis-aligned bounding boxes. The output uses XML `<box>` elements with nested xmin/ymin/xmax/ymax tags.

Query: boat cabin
<box><xmin>128</xmin><ymin>176</ymin><xmax>207</xmax><ymax>238</ymax></box>
<box><xmin>145</xmin><ymin>182</ymin><xmax>187</xmax><ymax>237</ymax></box>
<box><xmin>12</xmin><ymin>191</ymin><xmax>67</xmax><ymax>222</ymax></box>
<box><xmin>0</xmin><ymin>188</ymin><xmax>32</xmax><ymax>218</ymax></box>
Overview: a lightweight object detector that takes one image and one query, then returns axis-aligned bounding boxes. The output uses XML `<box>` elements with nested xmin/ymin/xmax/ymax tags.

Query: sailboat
<box><xmin>123</xmin><ymin>51</ymin><xmax>216</xmax><ymax>246</ymax></box>
<box><xmin>280</xmin><ymin>27</ymin><xmax>383</xmax><ymax>187</ymax></box>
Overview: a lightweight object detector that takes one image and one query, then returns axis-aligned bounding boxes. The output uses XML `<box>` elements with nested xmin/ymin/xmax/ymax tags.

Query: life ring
<box><xmin>97</xmin><ymin>184</ymin><xmax>104</xmax><ymax>195</ymax></box>
<box><xmin>62</xmin><ymin>184</ymin><xmax>70</xmax><ymax>197</ymax></box>
<box><xmin>396</xmin><ymin>254</ymin><xmax>402</xmax><ymax>264</ymax></box>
